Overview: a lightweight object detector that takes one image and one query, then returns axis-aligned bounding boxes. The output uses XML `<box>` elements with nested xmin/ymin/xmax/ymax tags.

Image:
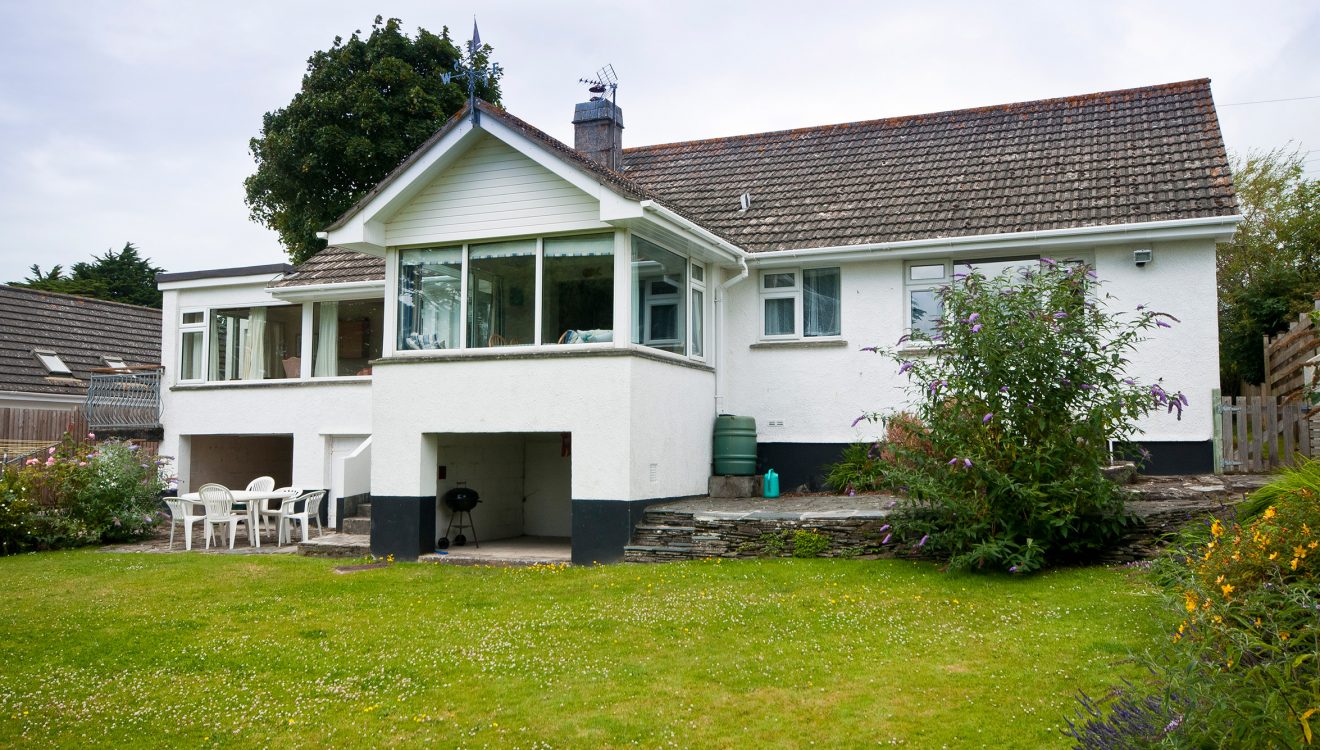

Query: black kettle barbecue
<box><xmin>437</xmin><ymin>486</ymin><xmax>480</xmax><ymax>549</ymax></box>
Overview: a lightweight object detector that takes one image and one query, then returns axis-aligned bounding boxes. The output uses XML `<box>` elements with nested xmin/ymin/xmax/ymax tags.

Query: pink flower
<box><xmin>24</xmin><ymin>458</ymin><xmax>38</xmax><ymax>466</ymax></box>
<box><xmin>87</xmin><ymin>432</ymin><xmax>96</xmax><ymax>440</ymax></box>
<box><xmin>45</xmin><ymin>457</ymin><xmax>55</xmax><ymax>466</ymax></box>
<box><xmin>47</xmin><ymin>446</ymin><xmax>55</xmax><ymax>455</ymax></box>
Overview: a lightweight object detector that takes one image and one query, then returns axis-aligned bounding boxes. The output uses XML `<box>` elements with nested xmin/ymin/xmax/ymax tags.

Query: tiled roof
<box><xmin>622</xmin><ymin>79</ymin><xmax>1236</xmax><ymax>252</ymax></box>
<box><xmin>268</xmin><ymin>247</ymin><xmax>385</xmax><ymax>288</ymax></box>
<box><xmin>0</xmin><ymin>286</ymin><xmax>161</xmax><ymax>397</ymax></box>
<box><xmin>281</xmin><ymin>79</ymin><xmax>1235</xmax><ymax>284</ymax></box>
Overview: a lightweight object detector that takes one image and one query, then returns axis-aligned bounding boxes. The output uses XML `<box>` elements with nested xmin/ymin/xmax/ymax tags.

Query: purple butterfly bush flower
<box><xmin>966</xmin><ymin>312</ymin><xmax>981</xmax><ymax>323</ymax></box>
<box><xmin>898</xmin><ymin>360</ymin><xmax>915</xmax><ymax>374</ymax></box>
<box><xmin>1008</xmin><ymin>565</ymin><xmax>1018</xmax><ymax>573</ymax></box>
<box><xmin>1040</xmin><ymin>257</ymin><xmax>1057</xmax><ymax>267</ymax></box>
<box><xmin>947</xmin><ymin>457</ymin><xmax>959</xmax><ymax>466</ymax></box>
<box><xmin>860</xmin><ymin>345</ymin><xmax>879</xmax><ymax>353</ymax></box>
<box><xmin>879</xmin><ymin>524</ymin><xmax>890</xmax><ymax>532</ymax></box>
<box><xmin>882</xmin><ymin>533</ymin><xmax>892</xmax><ymax>545</ymax></box>
<box><xmin>1156</xmin><ymin>319</ymin><xmax>1171</xmax><ymax>328</ymax></box>
<box><xmin>917</xmin><ymin>534</ymin><xmax>929</xmax><ymax>548</ymax></box>
<box><xmin>1078</xmin><ymin>383</ymin><xmax>1094</xmax><ymax>391</ymax></box>
<box><xmin>1136</xmin><ymin>304</ymin><xmax>1146</xmax><ymax>311</ymax></box>
<box><xmin>971</xmin><ymin>323</ymin><xmax>983</xmax><ymax>333</ymax></box>
<box><xmin>851</xmin><ymin>413</ymin><xmax>868</xmax><ymax>428</ymax></box>
<box><xmin>1052</xmin><ymin>311</ymin><xmax>1068</xmax><ymax>320</ymax></box>
<box><xmin>1122</xmin><ymin>378</ymin><xmax>1136</xmax><ymax>385</ymax></box>
<box><xmin>982</xmin><ymin>412</ymin><xmax>993</xmax><ymax>424</ymax></box>
<box><xmin>999</xmin><ymin>385</ymin><xmax>1009</xmax><ymax>393</ymax></box>
<box><xmin>963</xmin><ymin>458</ymin><xmax>972</xmax><ymax>468</ymax></box>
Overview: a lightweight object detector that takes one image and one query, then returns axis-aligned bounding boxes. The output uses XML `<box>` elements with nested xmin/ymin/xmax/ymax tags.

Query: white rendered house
<box><xmin>156</xmin><ymin>79</ymin><xmax>1239</xmax><ymax>562</ymax></box>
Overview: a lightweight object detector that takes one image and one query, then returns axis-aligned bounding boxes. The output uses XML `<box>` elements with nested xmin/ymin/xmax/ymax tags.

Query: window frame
<box><xmin>690</xmin><ymin>260</ymin><xmax>706</xmax><ymax>360</ymax></box>
<box><xmin>757</xmin><ymin>266</ymin><xmax>843</xmax><ymax>341</ymax></box>
<box><xmin>206</xmin><ymin>302</ymin><xmax>305</xmax><ymax>383</ymax></box>
<box><xmin>177</xmin><ymin>307</ymin><xmax>207</xmax><ymax>384</ymax></box>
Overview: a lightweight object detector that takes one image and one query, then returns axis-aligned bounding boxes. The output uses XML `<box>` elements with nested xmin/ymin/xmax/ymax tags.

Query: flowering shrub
<box><xmin>840</xmin><ymin>260</ymin><xmax>1184</xmax><ymax>572</ymax></box>
<box><xmin>0</xmin><ymin>432</ymin><xmax>169</xmax><ymax>553</ymax></box>
<box><xmin>1071</xmin><ymin>464</ymin><xmax>1320</xmax><ymax>748</ymax></box>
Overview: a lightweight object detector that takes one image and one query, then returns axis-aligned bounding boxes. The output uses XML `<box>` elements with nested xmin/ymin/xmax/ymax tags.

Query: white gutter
<box><xmin>713</xmin><ymin>254</ymin><xmax>750</xmax><ymax>417</ymax></box>
<box><xmin>746</xmin><ymin>214</ymin><xmax>1243</xmax><ymax>266</ymax></box>
<box><xmin>639</xmin><ymin>200</ymin><xmax>750</xmax><ymax>262</ymax></box>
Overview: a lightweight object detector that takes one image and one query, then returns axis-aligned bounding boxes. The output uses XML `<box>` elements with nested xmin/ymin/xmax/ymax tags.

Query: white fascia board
<box><xmin>324</xmin><ymin>119</ymin><xmax>480</xmax><ymax>254</ymax></box>
<box><xmin>158</xmin><ymin>274</ymin><xmax>290</xmax><ymax>292</ymax></box>
<box><xmin>0</xmin><ymin>390</ymin><xmax>85</xmax><ymax>405</ymax></box>
<box><xmin>747</xmin><ymin>214</ymin><xmax>1243</xmax><ymax>268</ymax></box>
<box><xmin>268</xmin><ymin>280</ymin><xmax>386</xmax><ymax>303</ymax></box>
<box><xmin>638</xmin><ymin>201</ymin><xmax>747</xmax><ymax>264</ymax></box>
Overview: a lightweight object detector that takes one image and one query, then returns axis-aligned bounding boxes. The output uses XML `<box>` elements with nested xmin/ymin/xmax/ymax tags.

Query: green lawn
<box><xmin>0</xmin><ymin>552</ymin><xmax>1165</xmax><ymax>749</ymax></box>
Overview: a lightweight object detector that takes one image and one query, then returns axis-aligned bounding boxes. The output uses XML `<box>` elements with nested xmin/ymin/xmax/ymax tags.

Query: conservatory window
<box><xmin>209</xmin><ymin>305</ymin><xmax>303</xmax><ymax>381</ymax></box>
<box><xmin>468</xmin><ymin>239</ymin><xmax>536</xmax><ymax>348</ymax></box>
<box><xmin>691</xmin><ymin>261</ymin><xmax>706</xmax><ymax>358</ymax></box>
<box><xmin>631</xmin><ymin>236</ymin><xmax>687</xmax><ymax>355</ymax></box>
<box><xmin>398</xmin><ymin>247</ymin><xmax>462</xmax><ymax>351</ymax></box>
<box><xmin>543</xmin><ymin>234</ymin><xmax>614</xmax><ymax>344</ymax></box>
<box><xmin>313</xmin><ymin>299</ymin><xmax>383</xmax><ymax>376</ymax></box>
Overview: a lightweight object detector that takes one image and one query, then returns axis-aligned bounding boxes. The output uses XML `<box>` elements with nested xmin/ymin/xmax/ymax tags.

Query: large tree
<box><xmin>1217</xmin><ymin>149</ymin><xmax>1320</xmax><ymax>389</ymax></box>
<box><xmin>244</xmin><ymin>16</ymin><xmax>501</xmax><ymax>265</ymax></box>
<box><xmin>12</xmin><ymin>242</ymin><xmax>164</xmax><ymax>308</ymax></box>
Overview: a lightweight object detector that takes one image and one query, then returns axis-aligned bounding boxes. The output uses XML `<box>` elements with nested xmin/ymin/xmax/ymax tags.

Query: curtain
<box><xmin>804</xmin><ymin>268</ymin><xmax>841</xmax><ymax>337</ymax></box>
<box><xmin>764</xmin><ymin>298</ymin><xmax>795</xmax><ymax>336</ymax></box>
<box><xmin>315</xmin><ymin>301</ymin><xmax>338</xmax><ymax>377</ymax></box>
<box><xmin>241</xmin><ymin>308</ymin><xmax>267</xmax><ymax>380</ymax></box>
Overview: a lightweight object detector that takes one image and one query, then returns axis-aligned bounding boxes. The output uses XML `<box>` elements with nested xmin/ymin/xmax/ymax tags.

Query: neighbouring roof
<box><xmin>0</xmin><ymin>285</ymin><xmax>161</xmax><ymax>398</ymax></box>
<box><xmin>277</xmin><ymin>78</ymin><xmax>1236</xmax><ymax>286</ymax></box>
<box><xmin>624</xmin><ymin>79</ymin><xmax>1236</xmax><ymax>252</ymax></box>
<box><xmin>268</xmin><ymin>247</ymin><xmax>385</xmax><ymax>289</ymax></box>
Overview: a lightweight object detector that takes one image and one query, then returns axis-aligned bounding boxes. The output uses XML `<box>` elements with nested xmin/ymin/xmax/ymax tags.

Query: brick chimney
<box><xmin>573</xmin><ymin>99</ymin><xmax>624</xmax><ymax>171</ymax></box>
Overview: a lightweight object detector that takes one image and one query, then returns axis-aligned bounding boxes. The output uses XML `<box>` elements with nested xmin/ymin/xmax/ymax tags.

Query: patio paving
<box><xmin>99</xmin><ymin>521</ymin><xmax>299</xmax><ymax>555</ymax></box>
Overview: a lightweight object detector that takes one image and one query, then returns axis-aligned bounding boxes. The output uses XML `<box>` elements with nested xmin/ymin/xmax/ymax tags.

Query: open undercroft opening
<box><xmin>432</xmin><ymin>432</ymin><xmax>571</xmax><ymax>548</ymax></box>
<box><xmin>186</xmin><ymin>434</ymin><xmax>294</xmax><ymax>490</ymax></box>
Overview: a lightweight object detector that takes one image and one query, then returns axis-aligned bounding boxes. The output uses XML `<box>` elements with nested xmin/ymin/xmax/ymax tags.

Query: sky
<box><xmin>0</xmin><ymin>0</ymin><xmax>1317</xmax><ymax>282</ymax></box>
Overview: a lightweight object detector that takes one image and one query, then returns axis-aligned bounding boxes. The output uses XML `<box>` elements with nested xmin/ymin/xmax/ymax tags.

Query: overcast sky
<box><xmin>0</xmin><ymin>0</ymin><xmax>1317</xmax><ymax>282</ymax></box>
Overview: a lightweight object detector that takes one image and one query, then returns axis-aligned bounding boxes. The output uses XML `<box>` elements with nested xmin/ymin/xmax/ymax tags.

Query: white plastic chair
<box><xmin>281</xmin><ymin>490</ymin><xmax>326</xmax><ymax>545</ymax></box>
<box><xmin>258</xmin><ymin>487</ymin><xmax>301</xmax><ymax>543</ymax></box>
<box><xmin>199</xmin><ymin>483</ymin><xmax>253</xmax><ymax>550</ymax></box>
<box><xmin>164</xmin><ymin>494</ymin><xmax>205</xmax><ymax>551</ymax></box>
<box><xmin>245</xmin><ymin>476</ymin><xmax>276</xmax><ymax>493</ymax></box>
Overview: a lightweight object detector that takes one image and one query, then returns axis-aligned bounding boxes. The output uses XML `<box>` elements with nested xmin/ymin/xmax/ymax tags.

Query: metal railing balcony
<box><xmin>86</xmin><ymin>365</ymin><xmax>163</xmax><ymax>431</ymax></box>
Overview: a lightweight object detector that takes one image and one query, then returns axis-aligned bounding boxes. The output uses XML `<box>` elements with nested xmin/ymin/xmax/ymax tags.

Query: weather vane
<box><xmin>443</xmin><ymin>19</ymin><xmax>501</xmax><ymax>125</ymax></box>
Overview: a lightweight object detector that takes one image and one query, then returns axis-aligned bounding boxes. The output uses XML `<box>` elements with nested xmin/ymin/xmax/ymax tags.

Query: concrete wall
<box><xmin>370</xmin><ymin>351</ymin><xmax>714</xmax><ymax>502</ymax></box>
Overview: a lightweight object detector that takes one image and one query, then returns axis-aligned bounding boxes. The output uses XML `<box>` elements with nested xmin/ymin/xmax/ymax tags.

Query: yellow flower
<box><xmin>1211</xmin><ymin>519</ymin><xmax>1224</xmax><ymax>538</ymax></box>
<box><xmin>1215</xmin><ymin>575</ymin><xmax>1225</xmax><ymax>585</ymax></box>
<box><xmin>1221</xmin><ymin>583</ymin><xmax>1235</xmax><ymax>596</ymax></box>
<box><xmin>1255</xmin><ymin>617</ymin><xmax>1263</xmax><ymax>627</ymax></box>
<box><xmin>1264</xmin><ymin>506</ymin><xmax>1278</xmax><ymax>519</ymax></box>
<box><xmin>1184</xmin><ymin>592</ymin><xmax>1198</xmax><ymax>612</ymax></box>
<box><xmin>1269</xmin><ymin>551</ymin><xmax>1280</xmax><ymax>560</ymax></box>
<box><xmin>1295</xmin><ymin>546</ymin><xmax>1307</xmax><ymax>559</ymax></box>
<box><xmin>1282</xmin><ymin>632</ymin><xmax>1291</xmax><ymax>640</ymax></box>
<box><xmin>1293</xmin><ymin>558</ymin><xmax>1302</xmax><ymax>571</ymax></box>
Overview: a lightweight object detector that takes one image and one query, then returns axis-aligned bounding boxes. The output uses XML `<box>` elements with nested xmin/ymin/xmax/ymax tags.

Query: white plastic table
<box><xmin>179</xmin><ymin>490</ymin><xmax>296</xmax><ymax>548</ymax></box>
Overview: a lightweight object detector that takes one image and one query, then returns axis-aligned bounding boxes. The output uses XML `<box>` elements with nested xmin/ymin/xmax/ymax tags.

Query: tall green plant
<box><xmin>855</xmin><ymin>261</ymin><xmax>1184</xmax><ymax>572</ymax></box>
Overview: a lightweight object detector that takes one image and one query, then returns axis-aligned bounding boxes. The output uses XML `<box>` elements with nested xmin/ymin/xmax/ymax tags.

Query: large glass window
<box><xmin>632</xmin><ymin>236</ymin><xmax>687</xmax><ymax>355</ymax></box>
<box><xmin>543</xmin><ymin>234</ymin><xmax>614</xmax><ymax>344</ymax></box>
<box><xmin>313</xmin><ymin>299</ymin><xmax>384</xmax><ymax>376</ymax></box>
<box><xmin>904</xmin><ymin>256</ymin><xmax>1054</xmax><ymax>338</ymax></box>
<box><xmin>399</xmin><ymin>248</ymin><xmax>462</xmax><ymax>350</ymax></box>
<box><xmin>758</xmin><ymin>268</ymin><xmax>842</xmax><ymax>339</ymax></box>
<box><xmin>209</xmin><ymin>305</ymin><xmax>302</xmax><ymax>381</ymax></box>
<box><xmin>469</xmin><ymin>239</ymin><xmax>536</xmax><ymax>348</ymax></box>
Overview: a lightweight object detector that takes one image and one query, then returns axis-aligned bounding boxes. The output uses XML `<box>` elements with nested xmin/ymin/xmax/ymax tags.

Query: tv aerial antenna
<box><xmin>578</xmin><ymin>65</ymin><xmax>621</xmax><ymax>168</ymax></box>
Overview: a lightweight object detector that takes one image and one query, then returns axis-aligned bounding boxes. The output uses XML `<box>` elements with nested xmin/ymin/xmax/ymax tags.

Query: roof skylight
<box><xmin>33</xmin><ymin>350</ymin><xmax>72</xmax><ymax>376</ymax></box>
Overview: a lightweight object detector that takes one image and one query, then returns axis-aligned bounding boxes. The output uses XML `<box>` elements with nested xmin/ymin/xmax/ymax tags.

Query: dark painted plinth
<box><xmin>757</xmin><ymin>442</ymin><xmax>848</xmax><ymax>491</ymax></box>
<box><xmin>369</xmin><ymin>495</ymin><xmax>435</xmax><ymax>561</ymax></box>
<box><xmin>571</xmin><ymin>498</ymin><xmax>669</xmax><ymax>565</ymax></box>
<box><xmin>1120</xmin><ymin>440</ymin><xmax>1215</xmax><ymax>475</ymax></box>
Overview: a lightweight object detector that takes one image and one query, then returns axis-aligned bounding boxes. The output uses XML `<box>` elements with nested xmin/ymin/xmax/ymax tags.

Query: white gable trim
<box><xmin>324</xmin><ymin>115</ymin><xmax>647</xmax><ymax>255</ymax></box>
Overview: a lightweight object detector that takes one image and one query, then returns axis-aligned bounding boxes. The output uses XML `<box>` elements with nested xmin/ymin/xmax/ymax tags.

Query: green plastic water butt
<box><xmin>713</xmin><ymin>415</ymin><xmax>757</xmax><ymax>476</ymax></box>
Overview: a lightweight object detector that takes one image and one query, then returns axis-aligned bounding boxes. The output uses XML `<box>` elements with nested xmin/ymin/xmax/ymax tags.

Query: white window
<box><xmin>902</xmin><ymin>255</ymin><xmax>1092</xmax><ymax>338</ymax></box>
<box><xmin>691</xmin><ymin>261</ymin><xmax>706</xmax><ymax>358</ymax></box>
<box><xmin>632</xmin><ymin>236</ymin><xmax>687</xmax><ymax>355</ymax></box>
<box><xmin>101</xmin><ymin>356</ymin><xmax>128</xmax><ymax>370</ymax></box>
<box><xmin>33</xmin><ymin>350</ymin><xmax>72</xmax><ymax>376</ymax></box>
<box><xmin>178</xmin><ymin>309</ymin><xmax>206</xmax><ymax>382</ymax></box>
<box><xmin>758</xmin><ymin>267</ymin><xmax>841</xmax><ymax>339</ymax></box>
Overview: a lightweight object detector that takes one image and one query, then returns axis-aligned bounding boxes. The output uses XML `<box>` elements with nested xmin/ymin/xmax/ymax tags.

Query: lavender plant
<box><xmin>849</xmin><ymin>260</ymin><xmax>1185</xmax><ymax>572</ymax></box>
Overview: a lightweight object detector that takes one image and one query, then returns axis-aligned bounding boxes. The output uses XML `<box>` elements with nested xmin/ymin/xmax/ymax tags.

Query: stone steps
<box><xmin>298</xmin><ymin>533</ymin><xmax>370</xmax><ymax>558</ymax></box>
<box><xmin>629</xmin><ymin>523</ymin><xmax>696</xmax><ymax>547</ymax></box>
<box><xmin>341</xmin><ymin>516</ymin><xmax>371</xmax><ymax>535</ymax></box>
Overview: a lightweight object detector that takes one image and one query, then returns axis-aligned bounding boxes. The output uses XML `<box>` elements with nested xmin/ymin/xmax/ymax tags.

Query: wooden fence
<box><xmin>0</xmin><ymin>406</ymin><xmax>88</xmax><ymax>450</ymax></box>
<box><xmin>1264</xmin><ymin>302</ymin><xmax>1320</xmax><ymax>403</ymax></box>
<box><xmin>1217</xmin><ymin>395</ymin><xmax>1314</xmax><ymax>473</ymax></box>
